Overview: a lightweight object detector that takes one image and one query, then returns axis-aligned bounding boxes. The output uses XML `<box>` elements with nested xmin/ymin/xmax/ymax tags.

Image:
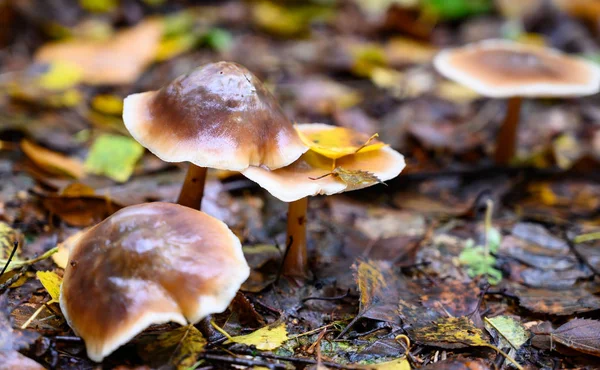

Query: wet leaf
<box><xmin>484</xmin><ymin>316</ymin><xmax>529</xmax><ymax>354</ymax></box>
<box><xmin>42</xmin><ymin>192</ymin><xmax>123</xmax><ymax>227</ymax></box>
<box><xmin>551</xmin><ymin>319</ymin><xmax>600</xmax><ymax>357</ymax></box>
<box><xmin>225</xmin><ymin>322</ymin><xmax>288</xmax><ymax>350</ymax></box>
<box><xmin>512</xmin><ymin>286</ymin><xmax>600</xmax><ymax>315</ymax></box>
<box><xmin>354</xmin><ymin>260</ymin><xmax>401</xmax><ymax>324</ymax></box>
<box><xmin>21</xmin><ymin>140</ymin><xmax>85</xmax><ymax>179</ymax></box>
<box><xmin>36</xmin><ymin>271</ymin><xmax>62</xmax><ymax>302</ymax></box>
<box><xmin>141</xmin><ymin>325</ymin><xmax>207</xmax><ymax>369</ymax></box>
<box><xmin>84</xmin><ymin>134</ymin><xmax>144</xmax><ymax>182</ymax></box>
<box><xmin>297</xmin><ymin>126</ymin><xmax>386</xmax><ymax>160</ymax></box>
<box><xmin>412</xmin><ymin>317</ymin><xmax>490</xmax><ymax>349</ymax></box>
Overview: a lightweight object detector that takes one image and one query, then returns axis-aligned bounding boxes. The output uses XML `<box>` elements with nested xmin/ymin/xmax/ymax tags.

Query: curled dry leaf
<box><xmin>512</xmin><ymin>286</ymin><xmax>600</xmax><ymax>315</ymax></box>
<box><xmin>21</xmin><ymin>140</ymin><xmax>84</xmax><ymax>179</ymax></box>
<box><xmin>550</xmin><ymin>319</ymin><xmax>600</xmax><ymax>357</ymax></box>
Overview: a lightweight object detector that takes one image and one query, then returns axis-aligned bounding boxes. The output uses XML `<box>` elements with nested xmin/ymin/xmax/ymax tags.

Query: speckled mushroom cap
<box><xmin>241</xmin><ymin>123</ymin><xmax>405</xmax><ymax>202</ymax></box>
<box><xmin>123</xmin><ymin>62</ymin><xmax>308</xmax><ymax>171</ymax></box>
<box><xmin>433</xmin><ymin>39</ymin><xmax>600</xmax><ymax>98</ymax></box>
<box><xmin>59</xmin><ymin>202</ymin><xmax>249</xmax><ymax>362</ymax></box>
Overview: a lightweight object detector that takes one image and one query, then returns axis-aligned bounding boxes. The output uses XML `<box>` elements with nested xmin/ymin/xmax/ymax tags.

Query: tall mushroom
<box><xmin>59</xmin><ymin>202</ymin><xmax>249</xmax><ymax>362</ymax></box>
<box><xmin>242</xmin><ymin>123</ymin><xmax>405</xmax><ymax>278</ymax></box>
<box><xmin>122</xmin><ymin>62</ymin><xmax>307</xmax><ymax>209</ymax></box>
<box><xmin>433</xmin><ymin>39</ymin><xmax>600</xmax><ymax>165</ymax></box>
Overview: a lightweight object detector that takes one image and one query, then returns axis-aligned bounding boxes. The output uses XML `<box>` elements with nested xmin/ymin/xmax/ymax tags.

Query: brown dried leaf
<box><xmin>551</xmin><ymin>319</ymin><xmax>600</xmax><ymax>357</ymax></box>
<box><xmin>21</xmin><ymin>140</ymin><xmax>84</xmax><ymax>179</ymax></box>
<box><xmin>331</xmin><ymin>167</ymin><xmax>385</xmax><ymax>191</ymax></box>
<box><xmin>513</xmin><ymin>286</ymin><xmax>600</xmax><ymax>315</ymax></box>
<box><xmin>41</xmin><ymin>193</ymin><xmax>122</xmax><ymax>227</ymax></box>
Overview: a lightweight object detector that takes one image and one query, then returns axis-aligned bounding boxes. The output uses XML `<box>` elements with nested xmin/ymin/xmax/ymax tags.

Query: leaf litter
<box><xmin>2</xmin><ymin>0</ymin><xmax>600</xmax><ymax>368</ymax></box>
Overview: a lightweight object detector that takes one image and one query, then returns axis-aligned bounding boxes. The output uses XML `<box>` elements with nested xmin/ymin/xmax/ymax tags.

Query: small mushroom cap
<box><xmin>59</xmin><ymin>202</ymin><xmax>249</xmax><ymax>362</ymax></box>
<box><xmin>434</xmin><ymin>39</ymin><xmax>600</xmax><ymax>98</ymax></box>
<box><xmin>241</xmin><ymin>123</ymin><xmax>405</xmax><ymax>202</ymax></box>
<box><xmin>123</xmin><ymin>62</ymin><xmax>308</xmax><ymax>171</ymax></box>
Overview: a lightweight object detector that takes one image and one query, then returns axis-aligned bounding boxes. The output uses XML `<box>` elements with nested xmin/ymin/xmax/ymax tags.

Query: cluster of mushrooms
<box><xmin>57</xmin><ymin>39</ymin><xmax>600</xmax><ymax>362</ymax></box>
<box><xmin>58</xmin><ymin>62</ymin><xmax>405</xmax><ymax>362</ymax></box>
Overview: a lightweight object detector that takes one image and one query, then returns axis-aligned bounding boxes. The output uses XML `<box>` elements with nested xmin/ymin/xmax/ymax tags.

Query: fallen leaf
<box><xmin>84</xmin><ymin>134</ymin><xmax>144</xmax><ymax>182</ymax></box>
<box><xmin>0</xmin><ymin>222</ymin><xmax>22</xmax><ymax>260</ymax></box>
<box><xmin>225</xmin><ymin>322</ymin><xmax>288</xmax><ymax>350</ymax></box>
<box><xmin>36</xmin><ymin>271</ymin><xmax>62</xmax><ymax>302</ymax></box>
<box><xmin>293</xmin><ymin>78</ymin><xmax>361</xmax><ymax>115</ymax></box>
<box><xmin>411</xmin><ymin>316</ymin><xmax>490</xmax><ymax>349</ymax></box>
<box><xmin>421</xmin><ymin>0</ymin><xmax>493</xmax><ymax>20</ymax></box>
<box><xmin>41</xmin><ymin>192</ymin><xmax>123</xmax><ymax>227</ymax></box>
<box><xmin>512</xmin><ymin>285</ymin><xmax>600</xmax><ymax>315</ymax></box>
<box><xmin>36</xmin><ymin>61</ymin><xmax>84</xmax><ymax>91</ymax></box>
<box><xmin>550</xmin><ymin>319</ymin><xmax>600</xmax><ymax>357</ymax></box>
<box><xmin>484</xmin><ymin>315</ymin><xmax>529</xmax><ymax>365</ymax></box>
<box><xmin>21</xmin><ymin>140</ymin><xmax>84</xmax><ymax>179</ymax></box>
<box><xmin>297</xmin><ymin>126</ymin><xmax>385</xmax><ymax>160</ymax></box>
<box><xmin>385</xmin><ymin>36</ymin><xmax>438</xmax><ymax>66</ymax></box>
<box><xmin>91</xmin><ymin>94</ymin><xmax>124</xmax><ymax>115</ymax></box>
<box><xmin>354</xmin><ymin>260</ymin><xmax>402</xmax><ymax>324</ymax></box>
<box><xmin>371</xmin><ymin>357</ymin><xmax>411</xmax><ymax>369</ymax></box>
<box><xmin>139</xmin><ymin>325</ymin><xmax>206</xmax><ymax>370</ymax></box>
<box><xmin>251</xmin><ymin>1</ymin><xmax>331</xmax><ymax>37</ymax></box>
<box><xmin>315</xmin><ymin>167</ymin><xmax>384</xmax><ymax>191</ymax></box>
<box><xmin>420</xmin><ymin>358</ymin><xmax>491</xmax><ymax>370</ymax></box>
<box><xmin>35</xmin><ymin>19</ymin><xmax>163</xmax><ymax>85</ymax></box>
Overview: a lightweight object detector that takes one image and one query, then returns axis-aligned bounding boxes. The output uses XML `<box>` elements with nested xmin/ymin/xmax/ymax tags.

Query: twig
<box><xmin>0</xmin><ymin>264</ymin><xmax>27</xmax><ymax>293</ymax></box>
<box><xmin>223</xmin><ymin>349</ymin><xmax>367</xmax><ymax>369</ymax></box>
<box><xmin>0</xmin><ymin>241</ymin><xmax>19</xmax><ymax>279</ymax></box>
<box><xmin>302</xmin><ymin>289</ymin><xmax>350</xmax><ymax>303</ymax></box>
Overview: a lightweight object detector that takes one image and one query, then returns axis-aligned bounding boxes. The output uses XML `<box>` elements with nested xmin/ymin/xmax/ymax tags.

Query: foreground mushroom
<box><xmin>123</xmin><ymin>62</ymin><xmax>307</xmax><ymax>209</ymax></box>
<box><xmin>433</xmin><ymin>39</ymin><xmax>600</xmax><ymax>164</ymax></box>
<box><xmin>242</xmin><ymin>123</ymin><xmax>405</xmax><ymax>278</ymax></box>
<box><xmin>59</xmin><ymin>202</ymin><xmax>249</xmax><ymax>362</ymax></box>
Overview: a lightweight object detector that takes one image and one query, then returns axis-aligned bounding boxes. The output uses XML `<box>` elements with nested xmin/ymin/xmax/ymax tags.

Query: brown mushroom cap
<box><xmin>241</xmin><ymin>123</ymin><xmax>405</xmax><ymax>202</ymax></box>
<box><xmin>434</xmin><ymin>39</ymin><xmax>600</xmax><ymax>98</ymax></box>
<box><xmin>59</xmin><ymin>202</ymin><xmax>249</xmax><ymax>362</ymax></box>
<box><xmin>123</xmin><ymin>62</ymin><xmax>308</xmax><ymax>171</ymax></box>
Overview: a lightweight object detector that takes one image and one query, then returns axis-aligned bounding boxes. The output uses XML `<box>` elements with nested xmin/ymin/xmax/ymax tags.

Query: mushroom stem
<box><xmin>177</xmin><ymin>164</ymin><xmax>208</xmax><ymax>210</ymax></box>
<box><xmin>283</xmin><ymin>197</ymin><xmax>309</xmax><ymax>278</ymax></box>
<box><xmin>494</xmin><ymin>96</ymin><xmax>522</xmax><ymax>165</ymax></box>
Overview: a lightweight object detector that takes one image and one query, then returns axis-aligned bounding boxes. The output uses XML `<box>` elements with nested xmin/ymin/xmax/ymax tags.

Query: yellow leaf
<box><xmin>436</xmin><ymin>81</ymin><xmax>480</xmax><ymax>104</ymax></box>
<box><xmin>0</xmin><ymin>222</ymin><xmax>21</xmax><ymax>260</ymax></box>
<box><xmin>21</xmin><ymin>140</ymin><xmax>85</xmax><ymax>179</ymax></box>
<box><xmin>372</xmin><ymin>357</ymin><xmax>411</xmax><ymax>370</ymax></box>
<box><xmin>37</xmin><ymin>61</ymin><xmax>84</xmax><ymax>91</ymax></box>
<box><xmin>91</xmin><ymin>94</ymin><xmax>124</xmax><ymax>115</ymax></box>
<box><xmin>226</xmin><ymin>322</ymin><xmax>288</xmax><ymax>350</ymax></box>
<box><xmin>36</xmin><ymin>271</ymin><xmax>62</xmax><ymax>302</ymax></box>
<box><xmin>296</xmin><ymin>126</ymin><xmax>386</xmax><ymax>160</ymax></box>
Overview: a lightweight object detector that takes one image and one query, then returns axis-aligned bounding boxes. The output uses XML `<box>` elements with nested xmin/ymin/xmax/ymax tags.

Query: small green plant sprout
<box><xmin>459</xmin><ymin>199</ymin><xmax>503</xmax><ymax>285</ymax></box>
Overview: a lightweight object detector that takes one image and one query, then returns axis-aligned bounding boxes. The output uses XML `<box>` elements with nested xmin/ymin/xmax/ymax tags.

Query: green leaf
<box><xmin>485</xmin><ymin>316</ymin><xmax>529</xmax><ymax>351</ymax></box>
<box><xmin>459</xmin><ymin>240</ymin><xmax>502</xmax><ymax>285</ymax></box>
<box><xmin>201</xmin><ymin>28</ymin><xmax>233</xmax><ymax>51</ymax></box>
<box><xmin>36</xmin><ymin>271</ymin><xmax>62</xmax><ymax>302</ymax></box>
<box><xmin>84</xmin><ymin>134</ymin><xmax>144</xmax><ymax>182</ymax></box>
<box><xmin>422</xmin><ymin>0</ymin><xmax>492</xmax><ymax>20</ymax></box>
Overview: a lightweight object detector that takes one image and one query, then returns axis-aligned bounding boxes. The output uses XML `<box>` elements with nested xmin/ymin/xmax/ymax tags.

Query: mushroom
<box><xmin>242</xmin><ymin>123</ymin><xmax>405</xmax><ymax>278</ymax></box>
<box><xmin>433</xmin><ymin>39</ymin><xmax>600</xmax><ymax>164</ymax></box>
<box><xmin>122</xmin><ymin>62</ymin><xmax>307</xmax><ymax>209</ymax></box>
<box><xmin>59</xmin><ymin>202</ymin><xmax>249</xmax><ymax>362</ymax></box>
